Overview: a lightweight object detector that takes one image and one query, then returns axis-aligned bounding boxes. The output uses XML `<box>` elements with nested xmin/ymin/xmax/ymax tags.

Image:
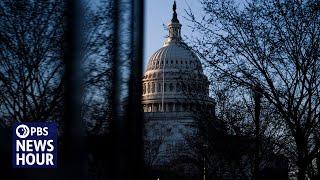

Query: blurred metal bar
<box><xmin>61</xmin><ymin>0</ymin><xmax>86</xmax><ymax>180</ymax></box>
<box><xmin>126</xmin><ymin>0</ymin><xmax>145</xmax><ymax>179</ymax></box>
<box><xmin>109</xmin><ymin>0</ymin><xmax>122</xmax><ymax>179</ymax></box>
<box><xmin>110</xmin><ymin>0</ymin><xmax>145</xmax><ymax>179</ymax></box>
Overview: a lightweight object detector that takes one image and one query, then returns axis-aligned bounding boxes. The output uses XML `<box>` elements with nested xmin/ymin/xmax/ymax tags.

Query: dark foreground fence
<box><xmin>0</xmin><ymin>0</ymin><xmax>144</xmax><ymax>180</ymax></box>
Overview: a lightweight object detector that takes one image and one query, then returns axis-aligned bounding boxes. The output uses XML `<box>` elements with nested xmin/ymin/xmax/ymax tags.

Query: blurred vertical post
<box><xmin>109</xmin><ymin>0</ymin><xmax>122</xmax><ymax>178</ymax></box>
<box><xmin>110</xmin><ymin>0</ymin><xmax>144</xmax><ymax>179</ymax></box>
<box><xmin>62</xmin><ymin>0</ymin><xmax>86</xmax><ymax>180</ymax></box>
<box><xmin>128</xmin><ymin>0</ymin><xmax>145</xmax><ymax>178</ymax></box>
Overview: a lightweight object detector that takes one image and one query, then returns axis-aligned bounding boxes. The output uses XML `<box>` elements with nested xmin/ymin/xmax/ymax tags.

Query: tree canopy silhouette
<box><xmin>187</xmin><ymin>0</ymin><xmax>320</xmax><ymax>179</ymax></box>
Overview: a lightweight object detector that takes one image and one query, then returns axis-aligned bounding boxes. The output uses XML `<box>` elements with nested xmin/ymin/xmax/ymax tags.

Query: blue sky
<box><xmin>144</xmin><ymin>0</ymin><xmax>203</xmax><ymax>70</ymax></box>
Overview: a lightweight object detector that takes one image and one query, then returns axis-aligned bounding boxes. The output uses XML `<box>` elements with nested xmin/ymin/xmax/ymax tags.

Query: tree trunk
<box><xmin>296</xmin><ymin>135</ymin><xmax>308</xmax><ymax>180</ymax></box>
<box><xmin>316</xmin><ymin>155</ymin><xmax>320</xmax><ymax>178</ymax></box>
<box><xmin>253</xmin><ymin>86</ymin><xmax>262</xmax><ymax>180</ymax></box>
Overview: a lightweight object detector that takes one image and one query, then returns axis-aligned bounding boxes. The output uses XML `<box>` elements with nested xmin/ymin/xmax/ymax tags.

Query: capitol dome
<box><xmin>142</xmin><ymin>1</ymin><xmax>213</xmax><ymax>112</ymax></box>
<box><xmin>145</xmin><ymin>42</ymin><xmax>203</xmax><ymax>73</ymax></box>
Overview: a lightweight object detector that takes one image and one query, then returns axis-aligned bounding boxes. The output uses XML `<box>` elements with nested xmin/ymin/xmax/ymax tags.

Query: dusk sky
<box><xmin>144</xmin><ymin>0</ymin><xmax>203</xmax><ymax>70</ymax></box>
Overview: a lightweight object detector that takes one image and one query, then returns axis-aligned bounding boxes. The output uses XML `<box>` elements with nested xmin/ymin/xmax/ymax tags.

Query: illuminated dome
<box><xmin>146</xmin><ymin>41</ymin><xmax>203</xmax><ymax>73</ymax></box>
<box><xmin>142</xmin><ymin>2</ymin><xmax>212</xmax><ymax>108</ymax></box>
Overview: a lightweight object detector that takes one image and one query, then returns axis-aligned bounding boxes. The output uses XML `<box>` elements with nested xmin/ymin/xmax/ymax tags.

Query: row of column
<box><xmin>143</xmin><ymin>102</ymin><xmax>211</xmax><ymax>113</ymax></box>
<box><xmin>147</xmin><ymin>59</ymin><xmax>201</xmax><ymax>70</ymax></box>
<box><xmin>143</xmin><ymin>81</ymin><xmax>207</xmax><ymax>95</ymax></box>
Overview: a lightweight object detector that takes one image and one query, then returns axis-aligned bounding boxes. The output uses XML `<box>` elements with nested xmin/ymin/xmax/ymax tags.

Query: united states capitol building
<box><xmin>142</xmin><ymin>1</ymin><xmax>215</xmax><ymax>173</ymax></box>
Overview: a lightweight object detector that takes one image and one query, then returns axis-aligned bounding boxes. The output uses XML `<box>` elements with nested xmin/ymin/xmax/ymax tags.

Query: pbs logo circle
<box><xmin>16</xmin><ymin>124</ymin><xmax>30</xmax><ymax>139</ymax></box>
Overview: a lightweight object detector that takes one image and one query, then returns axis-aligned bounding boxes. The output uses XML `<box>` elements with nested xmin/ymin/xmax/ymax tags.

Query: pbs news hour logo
<box><xmin>12</xmin><ymin>123</ymin><xmax>57</xmax><ymax>168</ymax></box>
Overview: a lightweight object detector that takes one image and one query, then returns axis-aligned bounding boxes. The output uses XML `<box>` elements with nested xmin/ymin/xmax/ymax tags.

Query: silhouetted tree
<box><xmin>0</xmin><ymin>0</ymin><xmax>65</xmax><ymax>125</ymax></box>
<box><xmin>187</xmin><ymin>0</ymin><xmax>320</xmax><ymax>179</ymax></box>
